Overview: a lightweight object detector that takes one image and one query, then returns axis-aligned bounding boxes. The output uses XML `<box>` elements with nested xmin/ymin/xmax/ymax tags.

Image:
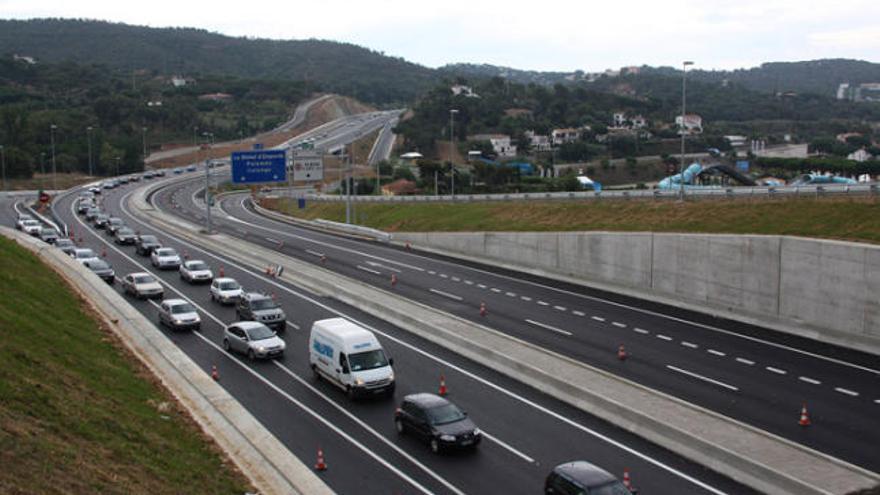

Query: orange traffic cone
<box><xmin>218</xmin><ymin>265</ymin><xmax>224</xmax><ymax>277</ymax></box>
<box><xmin>278</xmin><ymin>240</ymin><xmax>284</xmax><ymax>250</ymax></box>
<box><xmin>479</xmin><ymin>302</ymin><xmax>488</xmax><ymax>317</ymax></box>
<box><xmin>799</xmin><ymin>403</ymin><xmax>811</xmax><ymax>426</ymax></box>
<box><xmin>315</xmin><ymin>447</ymin><xmax>327</xmax><ymax>471</ymax></box>
<box><xmin>439</xmin><ymin>375</ymin><xmax>448</xmax><ymax>396</ymax></box>
<box><xmin>265</xmin><ymin>265</ymin><xmax>272</xmax><ymax>276</ymax></box>
<box><xmin>405</xmin><ymin>241</ymin><xmax>412</xmax><ymax>251</ymax></box>
<box><xmin>211</xmin><ymin>365</ymin><xmax>219</xmax><ymax>381</ymax></box>
<box><xmin>623</xmin><ymin>468</ymin><xmax>633</xmax><ymax>491</ymax></box>
<box><xmin>101</xmin><ymin>247</ymin><xmax>107</xmax><ymax>258</ymax></box>
<box><xmin>618</xmin><ymin>344</ymin><xmax>628</xmax><ymax>361</ymax></box>
<box><xmin>183</xmin><ymin>250</ymin><xmax>190</xmax><ymax>260</ymax></box>
<box><xmin>69</xmin><ymin>230</ymin><xmax>75</xmax><ymax>240</ymax></box>
<box><xmin>390</xmin><ymin>273</ymin><xmax>398</xmax><ymax>287</ymax></box>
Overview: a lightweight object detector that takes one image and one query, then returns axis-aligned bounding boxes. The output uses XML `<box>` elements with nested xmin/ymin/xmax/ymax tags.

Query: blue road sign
<box><xmin>231</xmin><ymin>150</ymin><xmax>287</xmax><ymax>183</ymax></box>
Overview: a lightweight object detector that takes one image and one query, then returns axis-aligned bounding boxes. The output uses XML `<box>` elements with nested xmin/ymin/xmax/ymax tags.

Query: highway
<box><xmin>2</xmin><ymin>183</ymin><xmax>755</xmax><ymax>494</ymax></box>
<box><xmin>159</xmin><ymin>172</ymin><xmax>880</xmax><ymax>474</ymax></box>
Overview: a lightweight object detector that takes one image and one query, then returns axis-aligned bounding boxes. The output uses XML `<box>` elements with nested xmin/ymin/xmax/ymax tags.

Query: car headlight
<box><xmin>258</xmin><ymin>346</ymin><xmax>266</xmax><ymax>353</ymax></box>
<box><xmin>440</xmin><ymin>434</ymin><xmax>456</xmax><ymax>442</ymax></box>
<box><xmin>354</xmin><ymin>378</ymin><xmax>364</xmax><ymax>386</ymax></box>
<box><xmin>279</xmin><ymin>341</ymin><xmax>286</xmax><ymax>350</ymax></box>
<box><xmin>173</xmin><ymin>319</ymin><xmax>184</xmax><ymax>325</ymax></box>
<box><xmin>388</xmin><ymin>370</ymin><xmax>395</xmax><ymax>382</ymax></box>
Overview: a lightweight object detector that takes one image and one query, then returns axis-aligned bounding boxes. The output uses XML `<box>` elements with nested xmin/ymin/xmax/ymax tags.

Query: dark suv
<box><xmin>135</xmin><ymin>234</ymin><xmax>162</xmax><ymax>256</ymax></box>
<box><xmin>235</xmin><ymin>292</ymin><xmax>286</xmax><ymax>332</ymax></box>
<box><xmin>545</xmin><ymin>461</ymin><xmax>634</xmax><ymax>495</ymax></box>
<box><xmin>394</xmin><ymin>393</ymin><xmax>481</xmax><ymax>453</ymax></box>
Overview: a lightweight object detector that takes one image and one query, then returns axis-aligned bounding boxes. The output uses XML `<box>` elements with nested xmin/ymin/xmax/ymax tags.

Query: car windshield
<box><xmin>23</xmin><ymin>220</ymin><xmax>39</xmax><ymax>226</ymax></box>
<box><xmin>41</xmin><ymin>229</ymin><xmax>55</xmax><ymax>235</ymax></box>
<box><xmin>219</xmin><ymin>281</ymin><xmax>240</xmax><ymax>290</ymax></box>
<box><xmin>56</xmin><ymin>239</ymin><xmax>73</xmax><ymax>247</ymax></box>
<box><xmin>110</xmin><ymin>218</ymin><xmax>123</xmax><ymax>225</ymax></box>
<box><xmin>587</xmin><ymin>481</ymin><xmax>632</xmax><ymax>495</ymax></box>
<box><xmin>77</xmin><ymin>250</ymin><xmax>95</xmax><ymax>258</ymax></box>
<box><xmin>117</xmin><ymin>228</ymin><xmax>134</xmax><ymax>235</ymax></box>
<box><xmin>89</xmin><ymin>260</ymin><xmax>110</xmax><ymax>270</ymax></box>
<box><xmin>251</xmin><ymin>299</ymin><xmax>277</xmax><ymax>310</ymax></box>
<box><xmin>245</xmin><ymin>325</ymin><xmax>275</xmax><ymax>340</ymax></box>
<box><xmin>157</xmin><ymin>248</ymin><xmax>177</xmax><ymax>256</ymax></box>
<box><xmin>171</xmin><ymin>303</ymin><xmax>196</xmax><ymax>314</ymax></box>
<box><xmin>134</xmin><ymin>275</ymin><xmax>156</xmax><ymax>284</ymax></box>
<box><xmin>348</xmin><ymin>349</ymin><xmax>389</xmax><ymax>372</ymax></box>
<box><xmin>140</xmin><ymin>235</ymin><xmax>158</xmax><ymax>242</ymax></box>
<box><xmin>188</xmin><ymin>262</ymin><xmax>208</xmax><ymax>271</ymax></box>
<box><xmin>426</xmin><ymin>403</ymin><xmax>466</xmax><ymax>425</ymax></box>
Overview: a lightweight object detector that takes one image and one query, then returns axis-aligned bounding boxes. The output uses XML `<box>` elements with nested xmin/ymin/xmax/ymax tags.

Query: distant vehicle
<box><xmin>71</xmin><ymin>248</ymin><xmax>100</xmax><ymax>265</ymax></box>
<box><xmin>118</xmin><ymin>176</ymin><xmax>130</xmax><ymax>185</ymax></box>
<box><xmin>309</xmin><ymin>318</ymin><xmax>395</xmax><ymax>398</ymax></box>
<box><xmin>235</xmin><ymin>292</ymin><xmax>286</xmax><ymax>331</ymax></box>
<box><xmin>85</xmin><ymin>207</ymin><xmax>102</xmax><ymax>221</ymax></box>
<box><xmin>19</xmin><ymin>219</ymin><xmax>42</xmax><ymax>236</ymax></box>
<box><xmin>155</xmin><ymin>169</ymin><xmax>166</xmax><ymax>177</ymax></box>
<box><xmin>39</xmin><ymin>228</ymin><xmax>59</xmax><ymax>244</ymax></box>
<box><xmin>142</xmin><ymin>171</ymin><xmax>155</xmax><ymax>179</ymax></box>
<box><xmin>186</xmin><ymin>165</ymin><xmax>197</xmax><ymax>172</ymax></box>
<box><xmin>179</xmin><ymin>260</ymin><xmax>213</xmax><ymax>284</ymax></box>
<box><xmin>88</xmin><ymin>185</ymin><xmax>102</xmax><ymax>195</ymax></box>
<box><xmin>157</xmin><ymin>299</ymin><xmax>201</xmax><ymax>331</ymax></box>
<box><xmin>54</xmin><ymin>238</ymin><xmax>77</xmax><ymax>256</ymax></box>
<box><xmin>122</xmin><ymin>272</ymin><xmax>163</xmax><ymax>299</ymax></box>
<box><xmin>114</xmin><ymin>227</ymin><xmax>137</xmax><ymax>245</ymax></box>
<box><xmin>151</xmin><ymin>247</ymin><xmax>182</xmax><ymax>270</ymax></box>
<box><xmin>173</xmin><ymin>167</ymin><xmax>183</xmax><ymax>175</ymax></box>
<box><xmin>77</xmin><ymin>200</ymin><xmax>95</xmax><ymax>214</ymax></box>
<box><xmin>707</xmin><ymin>147</ymin><xmax>722</xmax><ymax>157</ymax></box>
<box><xmin>93</xmin><ymin>213</ymin><xmax>110</xmax><ymax>229</ymax></box>
<box><xmin>135</xmin><ymin>234</ymin><xmax>161</xmax><ymax>256</ymax></box>
<box><xmin>83</xmin><ymin>258</ymin><xmax>115</xmax><ymax>284</ymax></box>
<box><xmin>545</xmin><ymin>461</ymin><xmax>634</xmax><ymax>495</ymax></box>
<box><xmin>210</xmin><ymin>277</ymin><xmax>243</xmax><ymax>304</ymax></box>
<box><xmin>106</xmin><ymin>217</ymin><xmax>125</xmax><ymax>235</ymax></box>
<box><xmin>15</xmin><ymin>213</ymin><xmax>34</xmax><ymax>229</ymax></box>
<box><xmin>223</xmin><ymin>321</ymin><xmax>285</xmax><ymax>360</ymax></box>
<box><xmin>394</xmin><ymin>393</ymin><xmax>480</xmax><ymax>453</ymax></box>
<box><xmin>129</xmin><ymin>174</ymin><xmax>141</xmax><ymax>182</ymax></box>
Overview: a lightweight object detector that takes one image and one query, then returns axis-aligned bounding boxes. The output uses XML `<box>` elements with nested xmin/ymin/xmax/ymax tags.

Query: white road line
<box><xmin>835</xmin><ymin>387</ymin><xmax>859</xmax><ymax>397</ymax></box>
<box><xmin>429</xmin><ymin>288</ymin><xmax>464</xmax><ymax>301</ymax></box>
<box><xmin>537</xmin><ymin>300</ymin><xmax>549</xmax><ymax>306</ymax></box>
<box><xmin>464</xmin><ymin>280</ymin><xmax>474</xmax><ymax>285</ymax></box>
<box><xmin>525</xmin><ymin>319</ymin><xmax>573</xmax><ymax>336</ymax></box>
<box><xmin>480</xmin><ymin>431</ymin><xmax>535</xmax><ymax>464</ymax></box>
<box><xmin>591</xmin><ymin>316</ymin><xmax>606</xmax><ymax>322</ymax></box>
<box><xmin>490</xmin><ymin>288</ymin><xmax>502</xmax><ymax>293</ymax></box>
<box><xmin>736</xmin><ymin>358</ymin><xmax>755</xmax><ymax>366</ymax></box>
<box><xmin>656</xmin><ymin>334</ymin><xmax>673</xmax><ymax>341</ymax></box>
<box><xmin>554</xmin><ymin>305</ymin><xmax>567</xmax><ymax>311</ymax></box>
<box><xmin>799</xmin><ymin>376</ymin><xmax>821</xmax><ymax>385</ymax></box>
<box><xmin>707</xmin><ymin>349</ymin><xmax>726</xmax><ymax>357</ymax></box>
<box><xmin>440</xmin><ymin>273</ymin><xmax>449</xmax><ymax>278</ymax></box>
<box><xmin>357</xmin><ymin>265</ymin><xmax>381</xmax><ymax>275</ymax></box>
<box><xmin>520</xmin><ymin>296</ymin><xmax>532</xmax><ymax>301</ymax></box>
<box><xmin>666</xmin><ymin>365</ymin><xmax>740</xmax><ymax>392</ymax></box>
<box><xmin>265</xmin><ymin>236</ymin><xmax>280</xmax><ymax>244</ymax></box>
<box><xmin>681</xmin><ymin>341</ymin><xmax>698</xmax><ymax>348</ymax></box>
<box><xmin>572</xmin><ymin>311</ymin><xmax>586</xmax><ymax>317</ymax></box>
<box><xmin>365</xmin><ymin>261</ymin><xmax>400</xmax><ymax>273</ymax></box>
<box><xmin>874</xmin><ymin>399</ymin><xmax>880</xmax><ymax>404</ymax></box>
<box><xmin>286</xmin><ymin>321</ymin><xmax>300</xmax><ymax>330</ymax></box>
<box><xmin>766</xmin><ymin>366</ymin><xmax>787</xmax><ymax>375</ymax></box>
<box><xmin>452</xmin><ymin>277</ymin><xmax>461</xmax><ymax>282</ymax></box>
<box><xmin>634</xmin><ymin>328</ymin><xmax>650</xmax><ymax>334</ymax></box>
<box><xmin>477</xmin><ymin>284</ymin><xmax>487</xmax><ymax>289</ymax></box>
<box><xmin>506</xmin><ymin>292</ymin><xmax>516</xmax><ymax>297</ymax></box>
<box><xmin>612</xmin><ymin>322</ymin><xmax>627</xmax><ymax>328</ymax></box>
<box><xmin>305</xmin><ymin>249</ymin><xmax>324</xmax><ymax>257</ymax></box>
<box><xmin>428</xmin><ymin>270</ymin><xmax>436</xmax><ymax>275</ymax></box>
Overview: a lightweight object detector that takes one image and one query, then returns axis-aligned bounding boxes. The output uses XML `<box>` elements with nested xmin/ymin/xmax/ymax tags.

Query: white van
<box><xmin>309</xmin><ymin>318</ymin><xmax>395</xmax><ymax>398</ymax></box>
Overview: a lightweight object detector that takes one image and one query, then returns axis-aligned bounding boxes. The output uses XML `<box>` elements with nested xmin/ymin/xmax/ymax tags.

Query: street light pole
<box><xmin>0</xmin><ymin>145</ymin><xmax>6</xmax><ymax>191</ymax></box>
<box><xmin>114</xmin><ymin>156</ymin><xmax>120</xmax><ymax>177</ymax></box>
<box><xmin>202</xmin><ymin>132</ymin><xmax>214</xmax><ymax>234</ymax></box>
<box><xmin>449</xmin><ymin>109</ymin><xmax>459</xmax><ymax>196</ymax></box>
<box><xmin>142</xmin><ymin>126</ymin><xmax>148</xmax><ymax>170</ymax></box>
<box><xmin>87</xmin><ymin>126</ymin><xmax>94</xmax><ymax>177</ymax></box>
<box><xmin>679</xmin><ymin>61</ymin><xmax>694</xmax><ymax>200</ymax></box>
<box><xmin>50</xmin><ymin>124</ymin><xmax>58</xmax><ymax>191</ymax></box>
<box><xmin>39</xmin><ymin>152</ymin><xmax>45</xmax><ymax>190</ymax></box>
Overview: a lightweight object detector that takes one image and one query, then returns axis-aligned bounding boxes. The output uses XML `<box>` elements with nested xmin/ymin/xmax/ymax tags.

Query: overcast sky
<box><xmin>4</xmin><ymin>0</ymin><xmax>880</xmax><ymax>72</ymax></box>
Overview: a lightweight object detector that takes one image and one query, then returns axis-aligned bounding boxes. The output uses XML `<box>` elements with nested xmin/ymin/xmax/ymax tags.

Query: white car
<box><xmin>179</xmin><ymin>260</ymin><xmax>213</xmax><ymax>284</ymax></box>
<box><xmin>121</xmin><ymin>272</ymin><xmax>164</xmax><ymax>299</ymax></box>
<box><xmin>20</xmin><ymin>219</ymin><xmax>43</xmax><ymax>236</ymax></box>
<box><xmin>151</xmin><ymin>247</ymin><xmax>182</xmax><ymax>270</ymax></box>
<box><xmin>157</xmin><ymin>298</ymin><xmax>201</xmax><ymax>331</ymax></box>
<box><xmin>71</xmin><ymin>248</ymin><xmax>100</xmax><ymax>265</ymax></box>
<box><xmin>15</xmin><ymin>214</ymin><xmax>34</xmax><ymax>230</ymax></box>
<box><xmin>210</xmin><ymin>277</ymin><xmax>243</xmax><ymax>305</ymax></box>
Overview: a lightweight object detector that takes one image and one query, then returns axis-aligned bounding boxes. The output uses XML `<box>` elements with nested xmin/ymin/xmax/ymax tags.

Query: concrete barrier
<box><xmin>130</xmin><ymin>182</ymin><xmax>880</xmax><ymax>495</ymax></box>
<box><xmin>394</xmin><ymin>231</ymin><xmax>880</xmax><ymax>356</ymax></box>
<box><xmin>0</xmin><ymin>227</ymin><xmax>334</xmax><ymax>495</ymax></box>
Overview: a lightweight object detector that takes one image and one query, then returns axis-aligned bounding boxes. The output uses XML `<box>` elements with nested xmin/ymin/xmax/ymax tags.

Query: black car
<box><xmin>106</xmin><ymin>217</ymin><xmax>125</xmax><ymax>235</ymax></box>
<box><xmin>54</xmin><ymin>238</ymin><xmax>77</xmax><ymax>256</ymax></box>
<box><xmin>394</xmin><ymin>393</ymin><xmax>481</xmax><ymax>453</ymax></box>
<box><xmin>545</xmin><ymin>461</ymin><xmax>634</xmax><ymax>495</ymax></box>
<box><xmin>83</xmin><ymin>258</ymin><xmax>115</xmax><ymax>284</ymax></box>
<box><xmin>114</xmin><ymin>227</ymin><xmax>137</xmax><ymax>245</ymax></box>
<box><xmin>135</xmin><ymin>234</ymin><xmax>162</xmax><ymax>256</ymax></box>
<box><xmin>93</xmin><ymin>213</ymin><xmax>110</xmax><ymax>229</ymax></box>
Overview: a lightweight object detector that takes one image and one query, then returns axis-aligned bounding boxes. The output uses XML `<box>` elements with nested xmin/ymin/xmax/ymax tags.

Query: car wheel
<box><xmin>430</xmin><ymin>438</ymin><xmax>440</xmax><ymax>454</ymax></box>
<box><xmin>222</xmin><ymin>339</ymin><xmax>230</xmax><ymax>351</ymax></box>
<box><xmin>395</xmin><ymin>419</ymin><xmax>405</xmax><ymax>435</ymax></box>
<box><xmin>210</xmin><ymin>293</ymin><xmax>215</xmax><ymax>302</ymax></box>
<box><xmin>346</xmin><ymin>386</ymin><xmax>356</xmax><ymax>400</ymax></box>
<box><xmin>247</xmin><ymin>349</ymin><xmax>256</xmax><ymax>361</ymax></box>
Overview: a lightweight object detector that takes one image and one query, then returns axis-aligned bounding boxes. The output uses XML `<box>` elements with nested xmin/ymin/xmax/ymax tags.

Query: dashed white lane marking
<box><xmin>874</xmin><ymin>399</ymin><xmax>880</xmax><ymax>404</ymax></box>
<box><xmin>429</xmin><ymin>288</ymin><xmax>463</xmax><ymax>301</ymax></box>
<box><xmin>287</xmin><ymin>321</ymin><xmax>300</xmax><ymax>330</ymax></box>
<box><xmin>707</xmin><ymin>349</ymin><xmax>726</xmax><ymax>357</ymax></box>
<box><xmin>573</xmin><ymin>311</ymin><xmax>586</xmax><ymax>317</ymax></box>
<box><xmin>439</xmin><ymin>273</ymin><xmax>449</xmax><ymax>278</ymax></box>
<box><xmin>365</xmin><ymin>261</ymin><xmax>400</xmax><ymax>273</ymax></box>
<box><xmin>464</xmin><ymin>280</ymin><xmax>474</xmax><ymax>285</ymax></box>
<box><xmin>537</xmin><ymin>300</ymin><xmax>549</xmax><ymax>306</ymax></box>
<box><xmin>799</xmin><ymin>376</ymin><xmax>821</xmax><ymax>385</ymax></box>
<box><xmin>525</xmin><ymin>319</ymin><xmax>573</xmax><ymax>336</ymax></box>
<box><xmin>490</xmin><ymin>288</ymin><xmax>502</xmax><ymax>293</ymax></box>
<box><xmin>520</xmin><ymin>296</ymin><xmax>532</xmax><ymax>301</ymax></box>
<box><xmin>612</xmin><ymin>322</ymin><xmax>627</xmax><ymax>328</ymax></box>
<box><xmin>835</xmin><ymin>387</ymin><xmax>859</xmax><ymax>397</ymax></box>
<box><xmin>265</xmin><ymin>236</ymin><xmax>281</xmax><ymax>244</ymax></box>
<box><xmin>736</xmin><ymin>358</ymin><xmax>755</xmax><ymax>365</ymax></box>
<box><xmin>451</xmin><ymin>277</ymin><xmax>460</xmax><ymax>282</ymax></box>
<box><xmin>554</xmin><ymin>305</ymin><xmax>567</xmax><ymax>311</ymax></box>
<box><xmin>666</xmin><ymin>365</ymin><xmax>739</xmax><ymax>392</ymax></box>
<box><xmin>766</xmin><ymin>366</ymin><xmax>787</xmax><ymax>375</ymax></box>
<box><xmin>428</xmin><ymin>270</ymin><xmax>436</xmax><ymax>275</ymax></box>
<box><xmin>656</xmin><ymin>334</ymin><xmax>673</xmax><ymax>341</ymax></box>
<box><xmin>591</xmin><ymin>316</ymin><xmax>606</xmax><ymax>322</ymax></box>
<box><xmin>681</xmin><ymin>341</ymin><xmax>698</xmax><ymax>348</ymax></box>
<box><xmin>305</xmin><ymin>249</ymin><xmax>325</xmax><ymax>257</ymax></box>
<box><xmin>357</xmin><ymin>265</ymin><xmax>381</xmax><ymax>275</ymax></box>
<box><xmin>480</xmin><ymin>431</ymin><xmax>535</xmax><ymax>464</ymax></box>
<box><xmin>634</xmin><ymin>328</ymin><xmax>649</xmax><ymax>335</ymax></box>
<box><xmin>506</xmin><ymin>292</ymin><xmax>516</xmax><ymax>297</ymax></box>
<box><xmin>477</xmin><ymin>284</ymin><xmax>487</xmax><ymax>289</ymax></box>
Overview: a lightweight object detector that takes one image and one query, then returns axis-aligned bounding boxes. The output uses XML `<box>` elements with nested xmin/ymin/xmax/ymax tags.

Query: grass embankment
<box><xmin>0</xmin><ymin>236</ymin><xmax>251</xmax><ymax>494</ymax></box>
<box><xmin>265</xmin><ymin>196</ymin><xmax>880</xmax><ymax>245</ymax></box>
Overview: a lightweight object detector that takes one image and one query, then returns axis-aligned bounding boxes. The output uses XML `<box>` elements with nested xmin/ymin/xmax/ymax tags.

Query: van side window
<box><xmin>339</xmin><ymin>352</ymin><xmax>349</xmax><ymax>372</ymax></box>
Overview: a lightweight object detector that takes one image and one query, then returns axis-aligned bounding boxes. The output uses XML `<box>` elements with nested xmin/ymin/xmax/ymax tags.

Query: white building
<box><xmin>470</xmin><ymin>134</ymin><xmax>517</xmax><ymax>158</ymax></box>
<box><xmin>451</xmin><ymin>85</ymin><xmax>480</xmax><ymax>98</ymax></box>
<box><xmin>171</xmin><ymin>76</ymin><xmax>188</xmax><ymax>88</ymax></box>
<box><xmin>631</xmin><ymin>115</ymin><xmax>647</xmax><ymax>129</ymax></box>
<box><xmin>525</xmin><ymin>131</ymin><xmax>552</xmax><ymax>152</ymax></box>
<box><xmin>612</xmin><ymin>112</ymin><xmax>627</xmax><ymax>127</ymax></box>
<box><xmin>675</xmin><ymin>114</ymin><xmax>703</xmax><ymax>134</ymax></box>
<box><xmin>848</xmin><ymin>149</ymin><xmax>871</xmax><ymax>162</ymax></box>
<box><xmin>551</xmin><ymin>128</ymin><xmax>580</xmax><ymax>145</ymax></box>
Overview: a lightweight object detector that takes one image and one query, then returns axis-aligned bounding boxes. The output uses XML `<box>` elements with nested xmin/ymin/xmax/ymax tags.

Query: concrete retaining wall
<box><xmin>394</xmin><ymin>231</ymin><xmax>880</xmax><ymax>354</ymax></box>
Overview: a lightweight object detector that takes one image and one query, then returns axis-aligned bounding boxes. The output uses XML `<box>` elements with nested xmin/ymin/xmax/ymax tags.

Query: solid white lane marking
<box><xmin>506</xmin><ymin>292</ymin><xmax>516</xmax><ymax>297</ymax></box>
<box><xmin>707</xmin><ymin>349</ymin><xmax>726</xmax><ymax>357</ymax></box>
<box><xmin>357</xmin><ymin>265</ymin><xmax>381</xmax><ymax>275</ymax></box>
<box><xmin>736</xmin><ymin>358</ymin><xmax>755</xmax><ymax>365</ymax></box>
<box><xmin>656</xmin><ymin>334</ymin><xmax>673</xmax><ymax>341</ymax></box>
<box><xmin>480</xmin><ymin>431</ymin><xmax>535</xmax><ymax>464</ymax></box>
<box><xmin>520</xmin><ymin>296</ymin><xmax>532</xmax><ymax>301</ymax></box>
<box><xmin>667</xmin><ymin>365</ymin><xmax>740</xmax><ymax>392</ymax></box>
<box><xmin>634</xmin><ymin>328</ymin><xmax>649</xmax><ymax>335</ymax></box>
<box><xmin>537</xmin><ymin>300</ymin><xmax>549</xmax><ymax>306</ymax></box>
<box><xmin>554</xmin><ymin>305</ymin><xmax>567</xmax><ymax>311</ymax></box>
<box><xmin>766</xmin><ymin>366</ymin><xmax>787</xmax><ymax>375</ymax></box>
<box><xmin>525</xmin><ymin>319</ymin><xmax>573</xmax><ymax>336</ymax></box>
<box><xmin>491</xmin><ymin>288</ymin><xmax>502</xmax><ymax>293</ymax></box>
<box><xmin>305</xmin><ymin>249</ymin><xmax>324</xmax><ymax>257</ymax></box>
<box><xmin>681</xmin><ymin>341</ymin><xmax>698</xmax><ymax>348</ymax></box>
<box><xmin>799</xmin><ymin>376</ymin><xmax>821</xmax><ymax>385</ymax></box>
<box><xmin>477</xmin><ymin>284</ymin><xmax>487</xmax><ymax>289</ymax></box>
<box><xmin>591</xmin><ymin>316</ymin><xmax>606</xmax><ymax>322</ymax></box>
<box><xmin>429</xmin><ymin>288</ymin><xmax>464</xmax><ymax>301</ymax></box>
<box><xmin>365</xmin><ymin>260</ymin><xmax>401</xmax><ymax>273</ymax></box>
<box><xmin>612</xmin><ymin>322</ymin><xmax>627</xmax><ymax>328</ymax></box>
<box><xmin>835</xmin><ymin>387</ymin><xmax>859</xmax><ymax>397</ymax></box>
<box><xmin>572</xmin><ymin>311</ymin><xmax>585</xmax><ymax>317</ymax></box>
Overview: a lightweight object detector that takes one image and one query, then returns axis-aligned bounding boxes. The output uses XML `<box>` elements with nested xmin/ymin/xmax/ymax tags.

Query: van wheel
<box><xmin>395</xmin><ymin>419</ymin><xmax>405</xmax><ymax>435</ymax></box>
<box><xmin>311</xmin><ymin>364</ymin><xmax>320</xmax><ymax>380</ymax></box>
<box><xmin>430</xmin><ymin>438</ymin><xmax>440</xmax><ymax>454</ymax></box>
<box><xmin>222</xmin><ymin>339</ymin><xmax>230</xmax><ymax>351</ymax></box>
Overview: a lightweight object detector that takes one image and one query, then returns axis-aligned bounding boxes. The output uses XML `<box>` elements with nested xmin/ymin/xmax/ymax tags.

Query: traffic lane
<box><xmin>121</xmin><ymin>185</ymin><xmax>753</xmax><ymax>494</ymax></box>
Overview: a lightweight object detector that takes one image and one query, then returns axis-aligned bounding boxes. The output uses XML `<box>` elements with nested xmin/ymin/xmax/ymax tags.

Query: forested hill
<box><xmin>0</xmin><ymin>18</ymin><xmax>436</xmax><ymax>104</ymax></box>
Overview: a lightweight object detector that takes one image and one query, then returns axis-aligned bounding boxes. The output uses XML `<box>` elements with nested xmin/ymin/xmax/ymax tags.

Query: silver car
<box><xmin>151</xmin><ymin>247</ymin><xmax>182</xmax><ymax>269</ymax></box>
<box><xmin>122</xmin><ymin>272</ymin><xmax>164</xmax><ymax>299</ymax></box>
<box><xmin>157</xmin><ymin>298</ymin><xmax>201</xmax><ymax>331</ymax></box>
<box><xmin>223</xmin><ymin>321</ymin><xmax>286</xmax><ymax>360</ymax></box>
<box><xmin>71</xmin><ymin>248</ymin><xmax>100</xmax><ymax>265</ymax></box>
<box><xmin>20</xmin><ymin>219</ymin><xmax>42</xmax><ymax>236</ymax></box>
<box><xmin>179</xmin><ymin>260</ymin><xmax>213</xmax><ymax>284</ymax></box>
<box><xmin>210</xmin><ymin>277</ymin><xmax>243</xmax><ymax>304</ymax></box>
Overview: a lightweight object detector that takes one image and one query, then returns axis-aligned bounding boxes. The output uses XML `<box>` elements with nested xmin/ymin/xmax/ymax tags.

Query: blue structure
<box><xmin>790</xmin><ymin>174</ymin><xmax>857</xmax><ymax>186</ymax></box>
<box><xmin>475</xmin><ymin>158</ymin><xmax>535</xmax><ymax>176</ymax></box>
<box><xmin>657</xmin><ymin>163</ymin><xmax>704</xmax><ymax>190</ymax></box>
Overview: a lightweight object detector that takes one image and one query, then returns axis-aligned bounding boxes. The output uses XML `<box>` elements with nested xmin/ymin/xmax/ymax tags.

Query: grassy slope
<box><xmin>0</xmin><ymin>236</ymin><xmax>251</xmax><ymax>494</ymax></box>
<box><xmin>267</xmin><ymin>196</ymin><xmax>880</xmax><ymax>244</ymax></box>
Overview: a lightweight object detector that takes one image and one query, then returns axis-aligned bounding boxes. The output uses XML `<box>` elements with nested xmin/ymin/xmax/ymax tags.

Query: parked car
<box><xmin>121</xmin><ymin>272</ymin><xmax>164</xmax><ymax>299</ymax></box>
<box><xmin>222</xmin><ymin>321</ymin><xmax>285</xmax><ymax>360</ymax></box>
<box><xmin>394</xmin><ymin>393</ymin><xmax>481</xmax><ymax>453</ymax></box>
<box><xmin>93</xmin><ymin>213</ymin><xmax>110</xmax><ymax>229</ymax></box>
<box><xmin>54</xmin><ymin>238</ymin><xmax>77</xmax><ymax>256</ymax></box>
<box><xmin>235</xmin><ymin>292</ymin><xmax>286</xmax><ymax>331</ymax></box>
<box><xmin>106</xmin><ymin>217</ymin><xmax>125</xmax><ymax>235</ymax></box>
<box><xmin>179</xmin><ymin>260</ymin><xmax>213</xmax><ymax>284</ymax></box>
<box><xmin>83</xmin><ymin>258</ymin><xmax>115</xmax><ymax>284</ymax></box>
<box><xmin>71</xmin><ymin>248</ymin><xmax>100</xmax><ymax>265</ymax></box>
<box><xmin>20</xmin><ymin>219</ymin><xmax>43</xmax><ymax>236</ymax></box>
<box><xmin>135</xmin><ymin>234</ymin><xmax>161</xmax><ymax>256</ymax></box>
<box><xmin>114</xmin><ymin>227</ymin><xmax>137</xmax><ymax>245</ymax></box>
<box><xmin>151</xmin><ymin>247</ymin><xmax>182</xmax><ymax>269</ymax></box>
<box><xmin>545</xmin><ymin>461</ymin><xmax>635</xmax><ymax>495</ymax></box>
<box><xmin>39</xmin><ymin>228</ymin><xmax>59</xmax><ymax>244</ymax></box>
<box><xmin>157</xmin><ymin>298</ymin><xmax>201</xmax><ymax>331</ymax></box>
<box><xmin>210</xmin><ymin>277</ymin><xmax>243</xmax><ymax>304</ymax></box>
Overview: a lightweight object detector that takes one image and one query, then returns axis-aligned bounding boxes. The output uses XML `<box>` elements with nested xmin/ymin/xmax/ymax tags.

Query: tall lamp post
<box><xmin>50</xmin><ymin>124</ymin><xmax>58</xmax><ymax>191</ymax></box>
<box><xmin>142</xmin><ymin>126</ymin><xmax>148</xmax><ymax>170</ymax></box>
<box><xmin>39</xmin><ymin>152</ymin><xmax>45</xmax><ymax>190</ymax></box>
<box><xmin>0</xmin><ymin>145</ymin><xmax>6</xmax><ymax>192</ymax></box>
<box><xmin>114</xmin><ymin>156</ymin><xmax>121</xmax><ymax>177</ymax></box>
<box><xmin>449</xmin><ymin>109</ymin><xmax>459</xmax><ymax>196</ymax></box>
<box><xmin>202</xmin><ymin>132</ymin><xmax>214</xmax><ymax>234</ymax></box>
<box><xmin>679</xmin><ymin>61</ymin><xmax>694</xmax><ymax>200</ymax></box>
<box><xmin>87</xmin><ymin>126</ymin><xmax>94</xmax><ymax>177</ymax></box>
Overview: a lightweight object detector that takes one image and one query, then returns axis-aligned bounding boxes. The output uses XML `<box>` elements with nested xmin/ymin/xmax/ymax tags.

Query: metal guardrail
<box><xmin>303</xmin><ymin>183</ymin><xmax>878</xmax><ymax>203</ymax></box>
